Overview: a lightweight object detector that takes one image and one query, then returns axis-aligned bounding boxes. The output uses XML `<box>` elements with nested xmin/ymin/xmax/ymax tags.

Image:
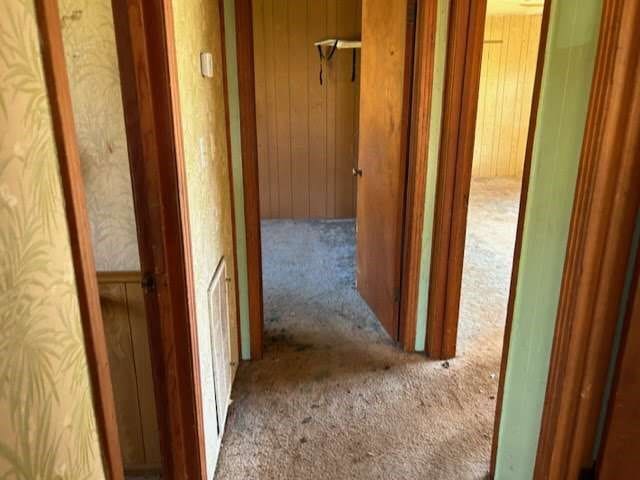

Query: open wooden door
<box><xmin>356</xmin><ymin>0</ymin><xmax>415</xmax><ymax>340</ymax></box>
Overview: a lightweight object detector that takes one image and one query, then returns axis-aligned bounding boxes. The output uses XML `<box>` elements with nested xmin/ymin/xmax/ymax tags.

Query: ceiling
<box><xmin>487</xmin><ymin>0</ymin><xmax>544</xmax><ymax>16</ymax></box>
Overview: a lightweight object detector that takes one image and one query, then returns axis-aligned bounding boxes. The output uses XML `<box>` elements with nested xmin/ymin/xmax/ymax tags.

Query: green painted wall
<box><xmin>415</xmin><ymin>0</ymin><xmax>450</xmax><ymax>351</ymax></box>
<box><xmin>495</xmin><ymin>1</ymin><xmax>603</xmax><ymax>478</ymax></box>
<box><xmin>223</xmin><ymin>0</ymin><xmax>252</xmax><ymax>360</ymax></box>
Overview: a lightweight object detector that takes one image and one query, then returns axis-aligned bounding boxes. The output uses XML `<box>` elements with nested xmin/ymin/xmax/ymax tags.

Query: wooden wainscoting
<box><xmin>97</xmin><ymin>271</ymin><xmax>161</xmax><ymax>474</ymax></box>
<box><xmin>473</xmin><ymin>14</ymin><xmax>542</xmax><ymax>178</ymax></box>
<box><xmin>253</xmin><ymin>0</ymin><xmax>362</xmax><ymax>219</ymax></box>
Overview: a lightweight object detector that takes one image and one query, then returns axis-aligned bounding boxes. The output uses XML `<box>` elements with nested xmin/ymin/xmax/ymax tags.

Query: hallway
<box><xmin>215</xmin><ymin>177</ymin><xmax>520</xmax><ymax>479</ymax></box>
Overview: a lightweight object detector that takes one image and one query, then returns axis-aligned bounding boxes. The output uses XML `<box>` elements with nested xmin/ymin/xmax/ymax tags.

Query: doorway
<box><xmin>248</xmin><ymin>0</ymin><xmax>419</xmax><ymax>354</ymax></box>
<box><xmin>38</xmin><ymin>0</ymin><xmax>217</xmax><ymax>477</ymax></box>
<box><xmin>458</xmin><ymin>4</ymin><xmax>545</xmax><ymax>355</ymax></box>
<box><xmin>58</xmin><ymin>2</ymin><xmax>161</xmax><ymax>477</ymax></box>
<box><xmin>424</xmin><ymin>0</ymin><xmax>549</xmax><ymax>474</ymax></box>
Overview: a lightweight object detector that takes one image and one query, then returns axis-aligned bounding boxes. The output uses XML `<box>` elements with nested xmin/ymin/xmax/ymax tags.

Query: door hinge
<box><xmin>407</xmin><ymin>0</ymin><xmax>417</xmax><ymax>25</ymax></box>
<box><xmin>394</xmin><ymin>288</ymin><xmax>401</xmax><ymax>303</ymax></box>
<box><xmin>141</xmin><ymin>272</ymin><xmax>156</xmax><ymax>294</ymax></box>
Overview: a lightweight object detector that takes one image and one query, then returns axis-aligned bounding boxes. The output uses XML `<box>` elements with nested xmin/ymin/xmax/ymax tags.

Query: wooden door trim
<box><xmin>235</xmin><ymin>0</ymin><xmax>265</xmax><ymax>360</ymax></box>
<box><xmin>35</xmin><ymin>2</ymin><xmax>124</xmax><ymax>478</ymax></box>
<box><xmin>110</xmin><ymin>0</ymin><xmax>207</xmax><ymax>478</ymax></box>
<box><xmin>489</xmin><ymin>0</ymin><xmax>553</xmax><ymax>474</ymax></box>
<box><xmin>426</xmin><ymin>0</ymin><xmax>487</xmax><ymax>359</ymax></box>
<box><xmin>218</xmin><ymin>0</ymin><xmax>244</xmax><ymax>359</ymax></box>
<box><xmin>534</xmin><ymin>0</ymin><xmax>640</xmax><ymax>477</ymax></box>
<box><xmin>399</xmin><ymin>0</ymin><xmax>438</xmax><ymax>350</ymax></box>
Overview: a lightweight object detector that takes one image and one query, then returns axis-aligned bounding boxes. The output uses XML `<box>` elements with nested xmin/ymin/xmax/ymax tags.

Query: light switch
<box><xmin>200</xmin><ymin>52</ymin><xmax>214</xmax><ymax>78</ymax></box>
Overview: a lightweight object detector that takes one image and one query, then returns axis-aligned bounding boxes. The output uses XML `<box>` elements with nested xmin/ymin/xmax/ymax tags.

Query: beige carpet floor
<box><xmin>215</xmin><ymin>177</ymin><xmax>521</xmax><ymax>479</ymax></box>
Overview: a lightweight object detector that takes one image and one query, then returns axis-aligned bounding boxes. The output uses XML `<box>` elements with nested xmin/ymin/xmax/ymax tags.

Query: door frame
<box><xmin>424</xmin><ymin>0</ymin><xmax>488</xmax><ymax>359</ymax></box>
<box><xmin>399</xmin><ymin>0</ymin><xmax>440</xmax><ymax>350</ymax></box>
<box><xmin>236</xmin><ymin>0</ymin><xmax>437</xmax><ymax>356</ymax></box>
<box><xmin>427</xmin><ymin>0</ymin><xmax>640</xmax><ymax>475</ymax></box>
<box><xmin>235</xmin><ymin>0</ymin><xmax>265</xmax><ymax>359</ymax></box>
<box><xmin>36</xmin><ymin>0</ymin><xmax>209</xmax><ymax>478</ymax></box>
<box><xmin>35</xmin><ymin>3</ymin><xmax>124</xmax><ymax>477</ymax></box>
<box><xmin>533</xmin><ymin>0</ymin><xmax>640</xmax><ymax>477</ymax></box>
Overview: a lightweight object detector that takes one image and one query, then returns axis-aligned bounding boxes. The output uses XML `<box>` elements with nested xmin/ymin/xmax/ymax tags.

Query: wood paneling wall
<box><xmin>473</xmin><ymin>14</ymin><xmax>542</xmax><ymax>178</ymax></box>
<box><xmin>253</xmin><ymin>0</ymin><xmax>362</xmax><ymax>219</ymax></box>
<box><xmin>98</xmin><ymin>272</ymin><xmax>161</xmax><ymax>473</ymax></box>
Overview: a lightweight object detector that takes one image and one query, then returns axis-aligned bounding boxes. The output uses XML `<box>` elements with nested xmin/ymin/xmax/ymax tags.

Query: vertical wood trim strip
<box><xmin>399</xmin><ymin>0</ymin><xmax>438</xmax><ymax>351</ymax></box>
<box><xmin>426</xmin><ymin>0</ymin><xmax>487</xmax><ymax>359</ymax></box>
<box><xmin>427</xmin><ymin>1</ymin><xmax>470</xmax><ymax>358</ymax></box>
<box><xmin>217</xmin><ymin>0</ymin><xmax>244</xmax><ymax>370</ymax></box>
<box><xmin>34</xmin><ymin>2</ymin><xmax>125</xmax><ymax>478</ymax></box>
<box><xmin>236</xmin><ymin>0</ymin><xmax>265</xmax><ymax>359</ymax></box>
<box><xmin>439</xmin><ymin>0</ymin><xmax>487</xmax><ymax>358</ymax></box>
<box><xmin>111</xmin><ymin>0</ymin><xmax>209</xmax><ymax>476</ymax></box>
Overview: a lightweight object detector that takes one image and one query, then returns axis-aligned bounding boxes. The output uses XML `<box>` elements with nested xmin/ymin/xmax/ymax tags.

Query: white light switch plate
<box><xmin>200</xmin><ymin>52</ymin><xmax>214</xmax><ymax>78</ymax></box>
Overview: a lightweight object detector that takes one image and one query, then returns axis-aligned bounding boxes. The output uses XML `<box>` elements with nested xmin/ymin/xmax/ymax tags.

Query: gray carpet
<box><xmin>215</xmin><ymin>177</ymin><xmax>521</xmax><ymax>479</ymax></box>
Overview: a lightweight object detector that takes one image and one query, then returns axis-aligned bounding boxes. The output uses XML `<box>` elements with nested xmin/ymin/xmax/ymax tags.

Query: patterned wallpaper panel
<box><xmin>172</xmin><ymin>0</ymin><xmax>240</xmax><ymax>476</ymax></box>
<box><xmin>60</xmin><ymin>0</ymin><xmax>140</xmax><ymax>272</ymax></box>
<box><xmin>0</xmin><ymin>0</ymin><xmax>105</xmax><ymax>478</ymax></box>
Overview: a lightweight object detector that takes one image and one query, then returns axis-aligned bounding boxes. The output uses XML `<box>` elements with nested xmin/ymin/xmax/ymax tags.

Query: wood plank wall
<box><xmin>253</xmin><ymin>0</ymin><xmax>362</xmax><ymax>219</ymax></box>
<box><xmin>473</xmin><ymin>14</ymin><xmax>542</xmax><ymax>178</ymax></box>
<box><xmin>98</xmin><ymin>272</ymin><xmax>161</xmax><ymax>473</ymax></box>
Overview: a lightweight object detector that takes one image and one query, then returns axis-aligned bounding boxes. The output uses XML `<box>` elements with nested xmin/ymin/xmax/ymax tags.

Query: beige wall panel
<box><xmin>253</xmin><ymin>0</ymin><xmax>362</xmax><ymax>218</ymax></box>
<box><xmin>473</xmin><ymin>14</ymin><xmax>542</xmax><ymax>178</ymax></box>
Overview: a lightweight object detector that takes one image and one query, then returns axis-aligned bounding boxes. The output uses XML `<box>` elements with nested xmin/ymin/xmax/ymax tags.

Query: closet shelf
<box><xmin>314</xmin><ymin>39</ymin><xmax>361</xmax><ymax>49</ymax></box>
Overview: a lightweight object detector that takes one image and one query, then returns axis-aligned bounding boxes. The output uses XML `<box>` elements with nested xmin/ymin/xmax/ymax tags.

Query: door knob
<box><xmin>352</xmin><ymin>167</ymin><xmax>363</xmax><ymax>177</ymax></box>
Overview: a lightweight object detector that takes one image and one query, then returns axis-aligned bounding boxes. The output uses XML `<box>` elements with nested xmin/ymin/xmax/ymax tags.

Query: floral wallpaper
<box><xmin>59</xmin><ymin>0</ymin><xmax>140</xmax><ymax>272</ymax></box>
<box><xmin>0</xmin><ymin>0</ymin><xmax>105</xmax><ymax>478</ymax></box>
<box><xmin>171</xmin><ymin>0</ymin><xmax>240</xmax><ymax>477</ymax></box>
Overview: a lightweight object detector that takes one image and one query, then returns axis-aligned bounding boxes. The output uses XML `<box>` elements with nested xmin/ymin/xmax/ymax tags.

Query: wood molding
<box><xmin>97</xmin><ymin>271</ymin><xmax>143</xmax><ymax>284</ymax></box>
<box><xmin>235</xmin><ymin>0</ymin><xmax>265</xmax><ymax>360</ymax></box>
<box><xmin>426</xmin><ymin>0</ymin><xmax>487</xmax><ymax>359</ymax></box>
<box><xmin>218</xmin><ymin>0</ymin><xmax>244</xmax><ymax>360</ymax></box>
<box><xmin>35</xmin><ymin>2</ymin><xmax>125</xmax><ymax>478</ymax></box>
<box><xmin>534</xmin><ymin>1</ymin><xmax>640</xmax><ymax>477</ymax></box>
<box><xmin>111</xmin><ymin>0</ymin><xmax>206</xmax><ymax>478</ymax></box>
<box><xmin>399</xmin><ymin>0</ymin><xmax>438</xmax><ymax>351</ymax></box>
<box><xmin>490</xmin><ymin>0</ymin><xmax>552</xmax><ymax>475</ymax></box>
